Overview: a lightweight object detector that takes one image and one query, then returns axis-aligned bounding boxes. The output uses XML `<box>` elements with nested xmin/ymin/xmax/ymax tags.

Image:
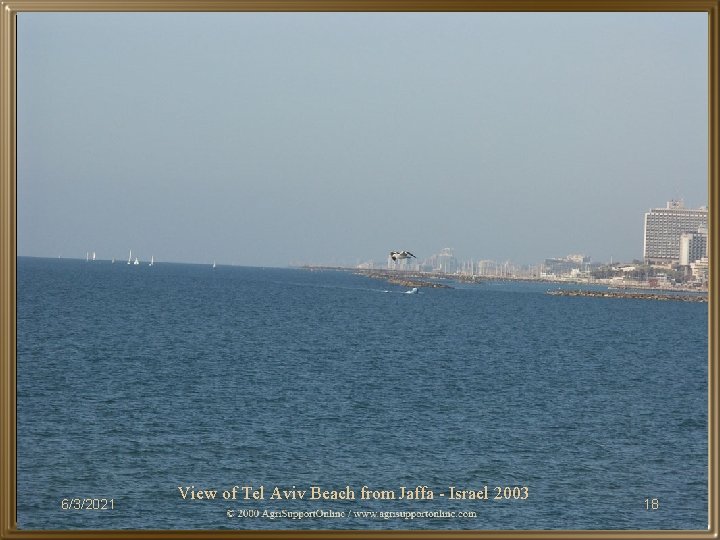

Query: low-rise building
<box><xmin>543</xmin><ymin>254</ymin><xmax>590</xmax><ymax>277</ymax></box>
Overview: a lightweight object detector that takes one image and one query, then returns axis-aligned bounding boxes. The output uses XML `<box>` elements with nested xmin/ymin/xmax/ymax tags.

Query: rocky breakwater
<box><xmin>547</xmin><ymin>289</ymin><xmax>707</xmax><ymax>303</ymax></box>
<box><xmin>354</xmin><ymin>269</ymin><xmax>453</xmax><ymax>289</ymax></box>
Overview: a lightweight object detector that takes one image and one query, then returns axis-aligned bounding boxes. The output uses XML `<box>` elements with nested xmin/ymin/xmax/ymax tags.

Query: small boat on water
<box><xmin>149</xmin><ymin>255</ymin><xmax>154</xmax><ymax>266</ymax></box>
<box><xmin>127</xmin><ymin>250</ymin><xmax>132</xmax><ymax>265</ymax></box>
<box><xmin>212</xmin><ymin>260</ymin><xmax>216</xmax><ymax>269</ymax></box>
<box><xmin>133</xmin><ymin>256</ymin><xmax>140</xmax><ymax>265</ymax></box>
<box><xmin>405</xmin><ymin>287</ymin><xmax>419</xmax><ymax>294</ymax></box>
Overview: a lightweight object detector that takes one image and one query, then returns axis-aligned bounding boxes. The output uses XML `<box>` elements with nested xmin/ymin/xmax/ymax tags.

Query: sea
<box><xmin>16</xmin><ymin>256</ymin><xmax>708</xmax><ymax>531</ymax></box>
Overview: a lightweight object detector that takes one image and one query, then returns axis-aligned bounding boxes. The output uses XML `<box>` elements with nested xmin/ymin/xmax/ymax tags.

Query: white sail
<box><xmin>149</xmin><ymin>255</ymin><xmax>154</xmax><ymax>266</ymax></box>
<box><xmin>128</xmin><ymin>250</ymin><xmax>132</xmax><ymax>264</ymax></box>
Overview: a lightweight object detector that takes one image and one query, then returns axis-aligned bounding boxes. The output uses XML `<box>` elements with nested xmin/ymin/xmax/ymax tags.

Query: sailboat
<box><xmin>92</xmin><ymin>252</ymin><xmax>96</xmax><ymax>261</ymax></box>
<box><xmin>212</xmin><ymin>260</ymin><xmax>216</xmax><ymax>269</ymax></box>
<box><xmin>127</xmin><ymin>250</ymin><xmax>132</xmax><ymax>265</ymax></box>
<box><xmin>86</xmin><ymin>252</ymin><xmax>89</xmax><ymax>262</ymax></box>
<box><xmin>133</xmin><ymin>256</ymin><xmax>140</xmax><ymax>265</ymax></box>
<box><xmin>149</xmin><ymin>255</ymin><xmax>154</xmax><ymax>266</ymax></box>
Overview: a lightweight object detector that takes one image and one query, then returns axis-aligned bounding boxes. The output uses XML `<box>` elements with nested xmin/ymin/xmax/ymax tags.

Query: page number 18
<box><xmin>644</xmin><ymin>498</ymin><xmax>660</xmax><ymax>510</ymax></box>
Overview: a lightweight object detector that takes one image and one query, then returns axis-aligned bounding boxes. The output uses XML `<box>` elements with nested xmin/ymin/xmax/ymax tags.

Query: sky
<box><xmin>17</xmin><ymin>12</ymin><xmax>708</xmax><ymax>267</ymax></box>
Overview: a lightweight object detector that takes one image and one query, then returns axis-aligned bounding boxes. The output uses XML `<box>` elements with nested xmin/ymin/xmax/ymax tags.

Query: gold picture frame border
<box><xmin>1</xmin><ymin>2</ymin><xmax>718</xmax><ymax>538</ymax></box>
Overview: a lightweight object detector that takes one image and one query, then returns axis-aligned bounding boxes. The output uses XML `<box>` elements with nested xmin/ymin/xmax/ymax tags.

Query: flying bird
<box><xmin>390</xmin><ymin>251</ymin><xmax>416</xmax><ymax>261</ymax></box>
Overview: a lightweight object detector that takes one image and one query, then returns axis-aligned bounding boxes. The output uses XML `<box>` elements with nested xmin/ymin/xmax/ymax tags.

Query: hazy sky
<box><xmin>18</xmin><ymin>12</ymin><xmax>708</xmax><ymax>267</ymax></box>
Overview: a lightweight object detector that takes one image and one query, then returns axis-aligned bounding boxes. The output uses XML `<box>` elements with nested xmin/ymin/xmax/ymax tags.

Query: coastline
<box><xmin>301</xmin><ymin>265</ymin><xmax>708</xmax><ymax>296</ymax></box>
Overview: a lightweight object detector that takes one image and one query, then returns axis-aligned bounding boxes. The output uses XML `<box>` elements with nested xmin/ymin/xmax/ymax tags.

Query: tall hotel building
<box><xmin>643</xmin><ymin>200</ymin><xmax>708</xmax><ymax>264</ymax></box>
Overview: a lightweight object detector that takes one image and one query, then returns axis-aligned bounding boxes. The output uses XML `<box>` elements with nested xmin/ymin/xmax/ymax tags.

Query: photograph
<box><xmin>2</xmin><ymin>2</ymin><xmax>717</xmax><ymax>537</ymax></box>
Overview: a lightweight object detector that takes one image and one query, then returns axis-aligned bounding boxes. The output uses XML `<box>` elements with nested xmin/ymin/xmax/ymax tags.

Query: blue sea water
<box><xmin>16</xmin><ymin>257</ymin><xmax>708</xmax><ymax>530</ymax></box>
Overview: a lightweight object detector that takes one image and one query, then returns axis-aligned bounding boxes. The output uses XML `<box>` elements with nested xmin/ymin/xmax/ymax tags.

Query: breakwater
<box><xmin>547</xmin><ymin>289</ymin><xmax>707</xmax><ymax>303</ymax></box>
<box><xmin>354</xmin><ymin>269</ymin><xmax>453</xmax><ymax>289</ymax></box>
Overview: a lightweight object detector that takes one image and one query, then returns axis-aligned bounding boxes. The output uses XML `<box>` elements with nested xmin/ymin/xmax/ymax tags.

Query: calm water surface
<box><xmin>17</xmin><ymin>257</ymin><xmax>708</xmax><ymax>530</ymax></box>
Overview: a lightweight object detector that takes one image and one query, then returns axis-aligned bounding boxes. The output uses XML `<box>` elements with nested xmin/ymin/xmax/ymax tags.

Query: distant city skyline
<box><xmin>17</xmin><ymin>12</ymin><xmax>708</xmax><ymax>267</ymax></box>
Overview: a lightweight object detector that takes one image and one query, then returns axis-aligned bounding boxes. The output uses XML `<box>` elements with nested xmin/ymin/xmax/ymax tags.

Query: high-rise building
<box><xmin>643</xmin><ymin>200</ymin><xmax>708</xmax><ymax>264</ymax></box>
<box><xmin>679</xmin><ymin>227</ymin><xmax>708</xmax><ymax>266</ymax></box>
<box><xmin>433</xmin><ymin>248</ymin><xmax>458</xmax><ymax>273</ymax></box>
